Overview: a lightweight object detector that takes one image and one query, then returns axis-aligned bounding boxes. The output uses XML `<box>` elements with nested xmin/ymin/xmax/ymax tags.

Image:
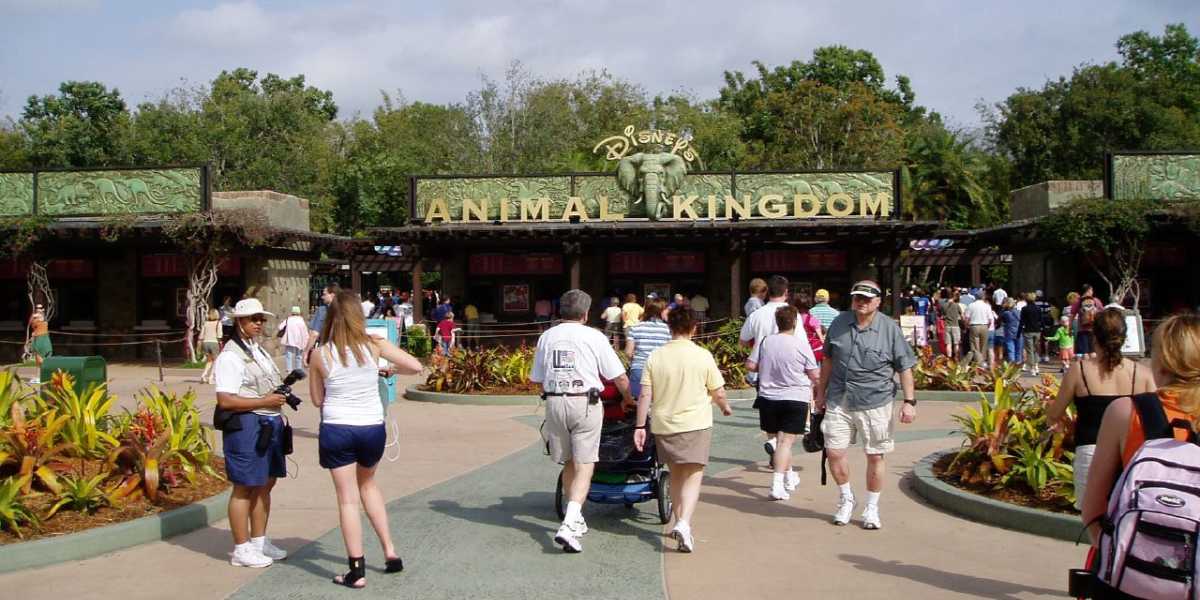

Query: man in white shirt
<box><xmin>531</xmin><ymin>289</ymin><xmax>632</xmax><ymax>553</ymax></box>
<box><xmin>600</xmin><ymin>297</ymin><xmax>623</xmax><ymax>349</ymax></box>
<box><xmin>964</xmin><ymin>296</ymin><xmax>992</xmax><ymax>366</ymax></box>
<box><xmin>739</xmin><ymin>275</ymin><xmax>802</xmax><ymax>463</ymax></box>
<box><xmin>992</xmin><ymin>287</ymin><xmax>1008</xmax><ymax>308</ymax></box>
<box><xmin>360</xmin><ymin>294</ymin><xmax>375</xmax><ymax>319</ymax></box>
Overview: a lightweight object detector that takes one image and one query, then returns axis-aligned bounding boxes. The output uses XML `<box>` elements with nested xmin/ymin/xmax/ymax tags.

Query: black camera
<box><xmin>275</xmin><ymin>369</ymin><xmax>307</xmax><ymax>411</ymax></box>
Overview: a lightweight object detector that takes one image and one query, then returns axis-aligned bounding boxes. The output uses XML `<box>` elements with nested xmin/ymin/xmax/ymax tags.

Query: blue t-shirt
<box><xmin>1001</xmin><ymin>309</ymin><xmax>1021</xmax><ymax>338</ymax></box>
<box><xmin>309</xmin><ymin>304</ymin><xmax>327</xmax><ymax>333</ymax></box>
<box><xmin>912</xmin><ymin>296</ymin><xmax>930</xmax><ymax>316</ymax></box>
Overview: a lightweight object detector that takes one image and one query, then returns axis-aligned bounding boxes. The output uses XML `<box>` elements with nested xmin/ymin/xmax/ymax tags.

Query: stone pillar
<box><xmin>97</xmin><ymin>248</ymin><xmax>139</xmax><ymax>361</ymax></box>
<box><xmin>565</xmin><ymin>242</ymin><xmax>582</xmax><ymax>291</ymax></box>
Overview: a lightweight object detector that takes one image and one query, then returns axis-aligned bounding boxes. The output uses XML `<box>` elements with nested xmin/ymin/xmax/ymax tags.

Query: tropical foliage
<box><xmin>698</xmin><ymin>319</ymin><xmax>750</xmax><ymax>389</ymax></box>
<box><xmin>946</xmin><ymin>373</ymin><xmax>1077</xmax><ymax>508</ymax></box>
<box><xmin>0</xmin><ymin>369</ymin><xmax>222</xmax><ymax>539</ymax></box>
<box><xmin>425</xmin><ymin>344</ymin><xmax>536</xmax><ymax>394</ymax></box>
<box><xmin>912</xmin><ymin>346</ymin><xmax>1023</xmax><ymax>392</ymax></box>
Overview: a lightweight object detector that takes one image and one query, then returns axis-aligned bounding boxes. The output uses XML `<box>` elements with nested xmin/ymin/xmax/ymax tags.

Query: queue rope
<box><xmin>0</xmin><ymin>336</ymin><xmax>188</xmax><ymax>346</ymax></box>
<box><xmin>48</xmin><ymin>329</ymin><xmax>187</xmax><ymax>337</ymax></box>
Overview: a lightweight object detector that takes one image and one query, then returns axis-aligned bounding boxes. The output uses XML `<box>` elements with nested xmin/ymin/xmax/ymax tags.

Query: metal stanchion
<box><xmin>155</xmin><ymin>338</ymin><xmax>164</xmax><ymax>382</ymax></box>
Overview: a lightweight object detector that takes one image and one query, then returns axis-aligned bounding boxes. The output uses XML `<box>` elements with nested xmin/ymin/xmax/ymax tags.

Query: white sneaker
<box><xmin>554</xmin><ymin>522</ymin><xmax>583</xmax><ymax>553</ymax></box>
<box><xmin>572</xmin><ymin>517</ymin><xmax>588</xmax><ymax>536</ymax></box>
<box><xmin>833</xmin><ymin>495</ymin><xmax>855</xmax><ymax>526</ymax></box>
<box><xmin>769</xmin><ymin>480</ymin><xmax>791</xmax><ymax>501</ymax></box>
<box><xmin>256</xmin><ymin>537</ymin><xmax>287</xmax><ymax>560</ymax></box>
<box><xmin>230</xmin><ymin>544</ymin><xmax>273</xmax><ymax>568</ymax></box>
<box><xmin>785</xmin><ymin>470</ymin><xmax>800</xmax><ymax>492</ymax></box>
<box><xmin>862</xmin><ymin>504</ymin><xmax>882</xmax><ymax>530</ymax></box>
<box><xmin>671</xmin><ymin>524</ymin><xmax>694</xmax><ymax>553</ymax></box>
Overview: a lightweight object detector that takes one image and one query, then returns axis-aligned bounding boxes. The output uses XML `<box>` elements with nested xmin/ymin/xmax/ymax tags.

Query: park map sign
<box><xmin>415</xmin><ymin>126</ymin><xmax>897</xmax><ymax>224</ymax></box>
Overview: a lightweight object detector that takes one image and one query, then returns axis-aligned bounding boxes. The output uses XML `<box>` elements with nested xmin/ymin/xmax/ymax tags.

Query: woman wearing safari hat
<box><xmin>213</xmin><ymin>298</ymin><xmax>290</xmax><ymax>568</ymax></box>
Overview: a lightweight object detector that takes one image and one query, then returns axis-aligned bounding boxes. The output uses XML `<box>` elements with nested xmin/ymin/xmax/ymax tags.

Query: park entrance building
<box><xmin>368</xmin><ymin>126</ymin><xmax>938</xmax><ymax>322</ymax></box>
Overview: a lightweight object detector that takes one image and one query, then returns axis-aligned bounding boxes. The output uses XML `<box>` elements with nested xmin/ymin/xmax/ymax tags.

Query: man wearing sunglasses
<box><xmin>816</xmin><ymin>280</ymin><xmax>916</xmax><ymax>530</ymax></box>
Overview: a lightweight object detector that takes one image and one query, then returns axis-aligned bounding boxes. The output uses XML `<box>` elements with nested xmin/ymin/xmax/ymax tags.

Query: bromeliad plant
<box><xmin>136</xmin><ymin>386</ymin><xmax>217</xmax><ymax>483</ymax></box>
<box><xmin>698</xmin><ymin>319</ymin><xmax>749</xmax><ymax>388</ymax></box>
<box><xmin>42</xmin><ymin>371</ymin><xmax>120</xmax><ymax>459</ymax></box>
<box><xmin>0</xmin><ymin>475</ymin><xmax>38</xmax><ymax>538</ymax></box>
<box><xmin>425</xmin><ymin>345</ymin><xmax>538</xmax><ymax>394</ymax></box>
<box><xmin>46</xmin><ymin>472</ymin><xmax>111</xmax><ymax>518</ymax></box>
<box><xmin>0</xmin><ymin>406</ymin><xmax>71</xmax><ymax>495</ymax></box>
<box><xmin>948</xmin><ymin>372</ymin><xmax>1076</xmax><ymax>508</ymax></box>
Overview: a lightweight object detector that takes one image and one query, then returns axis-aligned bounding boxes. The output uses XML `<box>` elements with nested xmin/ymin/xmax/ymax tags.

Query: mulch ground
<box><xmin>0</xmin><ymin>457</ymin><xmax>230</xmax><ymax>545</ymax></box>
<box><xmin>932</xmin><ymin>452</ymin><xmax>1077</xmax><ymax>515</ymax></box>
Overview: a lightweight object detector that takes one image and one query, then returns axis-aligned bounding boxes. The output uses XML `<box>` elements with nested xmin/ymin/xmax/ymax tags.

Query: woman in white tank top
<box><xmin>308</xmin><ymin>291</ymin><xmax>422</xmax><ymax>589</ymax></box>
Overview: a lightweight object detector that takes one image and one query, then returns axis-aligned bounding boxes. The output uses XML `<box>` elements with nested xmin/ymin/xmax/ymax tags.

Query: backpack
<box><xmin>1080</xmin><ymin>298</ymin><xmax>1099</xmax><ymax>328</ymax></box>
<box><xmin>1072</xmin><ymin>392</ymin><xmax>1200</xmax><ymax>599</ymax></box>
<box><xmin>801</xmin><ymin>313</ymin><xmax>824</xmax><ymax>362</ymax></box>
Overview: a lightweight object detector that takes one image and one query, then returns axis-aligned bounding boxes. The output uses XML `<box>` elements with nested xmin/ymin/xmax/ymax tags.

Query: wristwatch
<box><xmin>903</xmin><ymin>398</ymin><xmax>918</xmax><ymax>406</ymax></box>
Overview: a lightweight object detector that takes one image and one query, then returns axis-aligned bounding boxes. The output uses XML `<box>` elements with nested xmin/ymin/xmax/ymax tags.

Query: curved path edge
<box><xmin>0</xmin><ymin>488</ymin><xmax>231</xmax><ymax>574</ymax></box>
<box><xmin>911</xmin><ymin>449</ymin><xmax>1082</xmax><ymax>542</ymax></box>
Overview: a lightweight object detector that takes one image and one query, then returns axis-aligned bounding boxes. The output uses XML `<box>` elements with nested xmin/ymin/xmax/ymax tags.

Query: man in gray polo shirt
<box><xmin>816</xmin><ymin>280</ymin><xmax>917</xmax><ymax>530</ymax></box>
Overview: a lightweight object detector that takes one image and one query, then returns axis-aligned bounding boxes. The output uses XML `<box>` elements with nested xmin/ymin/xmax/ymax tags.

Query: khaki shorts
<box><xmin>945</xmin><ymin>324</ymin><xmax>962</xmax><ymax>345</ymax></box>
<box><xmin>821</xmin><ymin>403</ymin><xmax>895</xmax><ymax>454</ymax></box>
<box><xmin>542</xmin><ymin>396</ymin><xmax>602</xmax><ymax>464</ymax></box>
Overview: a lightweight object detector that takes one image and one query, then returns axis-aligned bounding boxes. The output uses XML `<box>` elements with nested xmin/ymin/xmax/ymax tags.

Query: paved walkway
<box><xmin>1</xmin><ymin>364</ymin><xmax>1081</xmax><ymax>599</ymax></box>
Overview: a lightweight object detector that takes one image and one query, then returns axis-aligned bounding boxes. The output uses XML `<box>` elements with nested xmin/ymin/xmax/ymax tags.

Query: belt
<box><xmin>542</xmin><ymin>390</ymin><xmax>600</xmax><ymax>404</ymax></box>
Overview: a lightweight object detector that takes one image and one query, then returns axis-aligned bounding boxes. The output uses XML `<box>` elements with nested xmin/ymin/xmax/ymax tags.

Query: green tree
<box><xmin>901</xmin><ymin>124</ymin><xmax>1010</xmax><ymax>227</ymax></box>
<box><xmin>0</xmin><ymin>117</ymin><xmax>28</xmax><ymax>169</ymax></box>
<box><xmin>650</xmin><ymin>94</ymin><xmax>746</xmax><ymax>171</ymax></box>
<box><xmin>1038</xmin><ymin>197</ymin><xmax>1158</xmax><ymax>307</ymax></box>
<box><xmin>988</xmin><ymin>23</ymin><xmax>1200</xmax><ymax>185</ymax></box>
<box><xmin>20</xmin><ymin>81</ymin><xmax>132</xmax><ymax>167</ymax></box>
<box><xmin>719</xmin><ymin>47</ymin><xmax>916</xmax><ymax>170</ymax></box>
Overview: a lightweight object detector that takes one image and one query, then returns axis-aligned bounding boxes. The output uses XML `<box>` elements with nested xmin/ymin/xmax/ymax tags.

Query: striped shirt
<box><xmin>628</xmin><ymin>319</ymin><xmax>671</xmax><ymax>371</ymax></box>
<box><xmin>810</xmin><ymin>303</ymin><xmax>840</xmax><ymax>329</ymax></box>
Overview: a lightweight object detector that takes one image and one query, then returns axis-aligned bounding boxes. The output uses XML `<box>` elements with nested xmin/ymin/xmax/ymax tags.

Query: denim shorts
<box><xmin>319</xmin><ymin>423</ymin><xmax>387</xmax><ymax>469</ymax></box>
<box><xmin>223</xmin><ymin>413</ymin><xmax>286</xmax><ymax>486</ymax></box>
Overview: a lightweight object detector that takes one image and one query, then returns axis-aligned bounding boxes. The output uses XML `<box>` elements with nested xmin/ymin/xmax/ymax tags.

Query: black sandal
<box><xmin>385</xmin><ymin>557</ymin><xmax>404</xmax><ymax>573</ymax></box>
<box><xmin>333</xmin><ymin>556</ymin><xmax>366</xmax><ymax>589</ymax></box>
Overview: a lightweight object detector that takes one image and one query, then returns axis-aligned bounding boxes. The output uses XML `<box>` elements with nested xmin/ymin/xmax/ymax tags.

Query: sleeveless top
<box><xmin>1122</xmin><ymin>390</ymin><xmax>1192</xmax><ymax>465</ymax></box>
<box><xmin>1074</xmin><ymin>362</ymin><xmax>1137</xmax><ymax>446</ymax></box>
<box><xmin>320</xmin><ymin>342</ymin><xmax>383</xmax><ymax>426</ymax></box>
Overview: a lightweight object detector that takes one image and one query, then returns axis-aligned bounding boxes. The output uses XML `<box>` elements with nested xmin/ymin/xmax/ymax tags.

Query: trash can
<box><xmin>40</xmin><ymin>356</ymin><xmax>107</xmax><ymax>392</ymax></box>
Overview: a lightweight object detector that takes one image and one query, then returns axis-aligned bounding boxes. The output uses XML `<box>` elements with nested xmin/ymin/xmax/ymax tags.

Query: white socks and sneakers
<box><xmin>231</xmin><ymin>537</ymin><xmax>287</xmax><ymax>567</ymax></box>
<box><xmin>833</xmin><ymin>485</ymin><xmax>882</xmax><ymax>529</ymax></box>
<box><xmin>554</xmin><ymin>501</ymin><xmax>588</xmax><ymax>553</ymax></box>
<box><xmin>770</xmin><ymin>469</ymin><xmax>800</xmax><ymax>500</ymax></box>
<box><xmin>670</xmin><ymin>520</ymin><xmax>694</xmax><ymax>553</ymax></box>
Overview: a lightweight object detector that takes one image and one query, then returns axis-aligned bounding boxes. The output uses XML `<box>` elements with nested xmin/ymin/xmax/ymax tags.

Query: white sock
<box><xmin>236</xmin><ymin>541</ymin><xmax>256</xmax><ymax>553</ymax></box>
<box><xmin>251</xmin><ymin>536</ymin><xmax>265</xmax><ymax>548</ymax></box>
<box><xmin>866</xmin><ymin>491</ymin><xmax>881</xmax><ymax>506</ymax></box>
<box><xmin>838</xmin><ymin>483</ymin><xmax>853</xmax><ymax>499</ymax></box>
<box><xmin>564</xmin><ymin>501</ymin><xmax>583</xmax><ymax>523</ymax></box>
<box><xmin>675</xmin><ymin>519</ymin><xmax>690</xmax><ymax>532</ymax></box>
<box><xmin>772</xmin><ymin>472</ymin><xmax>785</xmax><ymax>486</ymax></box>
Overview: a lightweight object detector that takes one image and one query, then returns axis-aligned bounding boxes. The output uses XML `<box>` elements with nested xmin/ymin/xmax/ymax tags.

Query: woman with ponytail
<box><xmin>1047</xmin><ymin>308</ymin><xmax>1156</xmax><ymax>508</ymax></box>
<box><xmin>1082</xmin><ymin>313</ymin><xmax>1200</xmax><ymax>541</ymax></box>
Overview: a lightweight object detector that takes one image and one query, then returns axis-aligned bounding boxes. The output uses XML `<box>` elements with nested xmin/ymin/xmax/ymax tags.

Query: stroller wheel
<box><xmin>555</xmin><ymin>469</ymin><xmax>566</xmax><ymax>521</ymax></box>
<box><xmin>656</xmin><ymin>470</ymin><xmax>672</xmax><ymax>524</ymax></box>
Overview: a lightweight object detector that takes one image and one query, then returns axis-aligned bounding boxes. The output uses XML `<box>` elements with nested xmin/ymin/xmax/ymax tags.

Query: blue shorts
<box><xmin>628</xmin><ymin>368</ymin><xmax>643</xmax><ymax>399</ymax></box>
<box><xmin>223</xmin><ymin>413</ymin><xmax>286</xmax><ymax>487</ymax></box>
<box><xmin>319</xmin><ymin>423</ymin><xmax>386</xmax><ymax>469</ymax></box>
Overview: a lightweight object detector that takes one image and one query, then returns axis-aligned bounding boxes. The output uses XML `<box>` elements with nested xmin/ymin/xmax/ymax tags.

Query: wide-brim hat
<box><xmin>231</xmin><ymin>298</ymin><xmax>275</xmax><ymax>318</ymax></box>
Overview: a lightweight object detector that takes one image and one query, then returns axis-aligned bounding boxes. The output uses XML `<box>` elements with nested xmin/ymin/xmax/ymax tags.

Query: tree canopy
<box><xmin>2</xmin><ymin>24</ymin><xmax>1198</xmax><ymax>233</ymax></box>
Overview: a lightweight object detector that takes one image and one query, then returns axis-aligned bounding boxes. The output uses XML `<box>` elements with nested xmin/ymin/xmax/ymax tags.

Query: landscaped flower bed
<box><xmin>419</xmin><ymin>320</ymin><xmax>753</xmax><ymax>395</ymax></box>
<box><xmin>934</xmin><ymin>373</ymin><xmax>1078</xmax><ymax>513</ymax></box>
<box><xmin>0</xmin><ymin>370</ymin><xmax>227</xmax><ymax>542</ymax></box>
<box><xmin>912</xmin><ymin>346</ymin><xmax>1024</xmax><ymax>392</ymax></box>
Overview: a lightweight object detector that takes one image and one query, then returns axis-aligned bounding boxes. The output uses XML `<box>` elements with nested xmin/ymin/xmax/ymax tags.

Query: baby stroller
<box><xmin>554</xmin><ymin>381</ymin><xmax>673</xmax><ymax>524</ymax></box>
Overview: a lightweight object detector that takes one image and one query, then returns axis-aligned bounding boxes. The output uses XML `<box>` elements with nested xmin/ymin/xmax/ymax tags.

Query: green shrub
<box><xmin>0</xmin><ymin>475</ymin><xmax>38</xmax><ymax>538</ymax></box>
<box><xmin>698</xmin><ymin>319</ymin><xmax>749</xmax><ymax>388</ymax></box>
<box><xmin>406</xmin><ymin>325</ymin><xmax>432</xmax><ymax>358</ymax></box>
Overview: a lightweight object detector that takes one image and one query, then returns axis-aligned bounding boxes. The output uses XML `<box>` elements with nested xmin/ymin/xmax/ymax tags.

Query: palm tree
<box><xmin>901</xmin><ymin>126</ymin><xmax>990</xmax><ymax>226</ymax></box>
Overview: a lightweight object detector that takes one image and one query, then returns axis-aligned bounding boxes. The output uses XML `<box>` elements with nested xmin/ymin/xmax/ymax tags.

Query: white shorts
<box><xmin>821</xmin><ymin>403</ymin><xmax>895</xmax><ymax>454</ymax></box>
<box><xmin>1073</xmin><ymin>444</ymin><xmax>1095</xmax><ymax>511</ymax></box>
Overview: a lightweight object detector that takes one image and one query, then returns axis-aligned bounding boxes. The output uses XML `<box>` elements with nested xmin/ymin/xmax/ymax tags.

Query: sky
<box><xmin>1</xmin><ymin>0</ymin><xmax>1198</xmax><ymax>128</ymax></box>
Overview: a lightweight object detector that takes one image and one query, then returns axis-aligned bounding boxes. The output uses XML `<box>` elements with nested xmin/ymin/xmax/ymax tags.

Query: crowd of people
<box><xmin>899</xmin><ymin>281</ymin><xmax>1120</xmax><ymax>374</ymax></box>
<box><xmin>180</xmin><ymin>272</ymin><xmax>1200</xmax><ymax>598</ymax></box>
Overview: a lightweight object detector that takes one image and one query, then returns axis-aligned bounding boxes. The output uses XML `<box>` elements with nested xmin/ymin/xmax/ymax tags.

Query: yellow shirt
<box><xmin>641</xmin><ymin>339</ymin><xmax>725</xmax><ymax>434</ymax></box>
<box><xmin>621</xmin><ymin>302</ymin><xmax>644</xmax><ymax>328</ymax></box>
<box><xmin>464</xmin><ymin>304</ymin><xmax>479</xmax><ymax>320</ymax></box>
